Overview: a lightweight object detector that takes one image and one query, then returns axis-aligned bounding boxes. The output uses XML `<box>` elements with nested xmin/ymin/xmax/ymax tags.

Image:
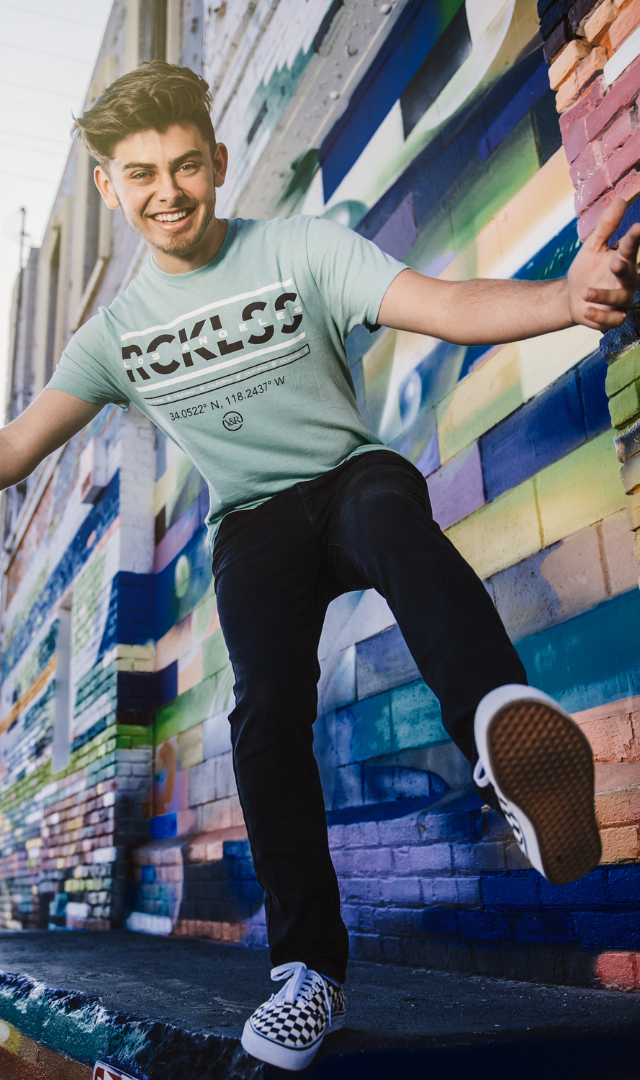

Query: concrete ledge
<box><xmin>1</xmin><ymin>932</ymin><xmax>640</xmax><ymax>1078</ymax></box>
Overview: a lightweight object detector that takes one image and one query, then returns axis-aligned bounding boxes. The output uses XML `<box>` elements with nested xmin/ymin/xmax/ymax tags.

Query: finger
<box><xmin>615</xmin><ymin>221</ymin><xmax>640</xmax><ymax>263</ymax></box>
<box><xmin>583</xmin><ymin>286</ymin><xmax>633</xmax><ymax>308</ymax></box>
<box><xmin>590</xmin><ymin>196</ymin><xmax>628</xmax><ymax>246</ymax></box>
<box><xmin>582</xmin><ymin>306</ymin><xmax>628</xmax><ymax>328</ymax></box>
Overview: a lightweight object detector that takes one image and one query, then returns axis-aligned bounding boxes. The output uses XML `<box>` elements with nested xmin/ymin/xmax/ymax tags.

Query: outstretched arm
<box><xmin>378</xmin><ymin>197</ymin><xmax>640</xmax><ymax>344</ymax></box>
<box><xmin>0</xmin><ymin>389</ymin><xmax>103</xmax><ymax>490</ymax></box>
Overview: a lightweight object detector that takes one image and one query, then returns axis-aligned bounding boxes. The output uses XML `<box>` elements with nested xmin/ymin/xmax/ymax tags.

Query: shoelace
<box><xmin>269</xmin><ymin>962</ymin><xmax>333</xmax><ymax>1029</ymax></box>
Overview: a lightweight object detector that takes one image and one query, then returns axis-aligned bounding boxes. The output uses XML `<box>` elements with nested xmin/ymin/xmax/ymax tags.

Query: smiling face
<box><xmin>94</xmin><ymin>122</ymin><xmax>229</xmax><ymax>273</ymax></box>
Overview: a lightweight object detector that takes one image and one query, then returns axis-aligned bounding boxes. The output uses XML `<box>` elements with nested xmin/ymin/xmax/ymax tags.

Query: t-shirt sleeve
<box><xmin>305</xmin><ymin>216</ymin><xmax>407</xmax><ymax>339</ymax></box>
<box><xmin>47</xmin><ymin>314</ymin><xmax>130</xmax><ymax>409</ymax></box>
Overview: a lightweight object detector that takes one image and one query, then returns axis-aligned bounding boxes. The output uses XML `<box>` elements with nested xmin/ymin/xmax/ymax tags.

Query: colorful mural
<box><xmin>3</xmin><ymin>0</ymin><xmax>640</xmax><ymax>991</ymax></box>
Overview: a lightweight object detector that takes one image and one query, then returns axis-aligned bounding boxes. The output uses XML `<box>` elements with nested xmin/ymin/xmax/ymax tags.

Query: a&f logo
<box><xmin>93</xmin><ymin>1063</ymin><xmax>138</xmax><ymax>1080</ymax></box>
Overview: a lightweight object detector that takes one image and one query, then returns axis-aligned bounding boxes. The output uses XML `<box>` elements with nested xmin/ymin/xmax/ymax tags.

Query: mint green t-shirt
<box><xmin>48</xmin><ymin>215</ymin><xmax>406</xmax><ymax>547</ymax></box>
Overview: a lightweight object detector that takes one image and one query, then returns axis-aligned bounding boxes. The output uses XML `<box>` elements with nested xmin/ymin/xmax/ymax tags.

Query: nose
<box><xmin>155</xmin><ymin>169</ymin><xmax>185</xmax><ymax>203</ymax></box>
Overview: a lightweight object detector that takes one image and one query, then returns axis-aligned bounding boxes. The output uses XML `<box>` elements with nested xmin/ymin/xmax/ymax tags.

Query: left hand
<box><xmin>567</xmin><ymin>197</ymin><xmax>640</xmax><ymax>331</ymax></box>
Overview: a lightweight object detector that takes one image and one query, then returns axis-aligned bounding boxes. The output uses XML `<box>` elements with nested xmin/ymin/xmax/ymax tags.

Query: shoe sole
<box><xmin>487</xmin><ymin>701</ymin><xmax>601</xmax><ymax>886</ymax></box>
<box><xmin>241</xmin><ymin>1014</ymin><xmax>344</xmax><ymax>1071</ymax></box>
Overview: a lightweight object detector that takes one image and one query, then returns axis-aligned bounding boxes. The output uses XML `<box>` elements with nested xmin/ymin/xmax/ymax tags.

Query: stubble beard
<box><xmin>133</xmin><ymin>199</ymin><xmax>217</xmax><ymax>257</ymax></box>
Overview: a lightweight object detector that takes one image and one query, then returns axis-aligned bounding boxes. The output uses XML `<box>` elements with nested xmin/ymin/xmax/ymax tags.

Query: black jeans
<box><xmin>212</xmin><ymin>450</ymin><xmax>526</xmax><ymax>984</ymax></box>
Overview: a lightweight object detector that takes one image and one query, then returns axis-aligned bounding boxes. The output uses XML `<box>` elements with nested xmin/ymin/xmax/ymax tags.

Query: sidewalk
<box><xmin>0</xmin><ymin>931</ymin><xmax>639</xmax><ymax>1079</ymax></box>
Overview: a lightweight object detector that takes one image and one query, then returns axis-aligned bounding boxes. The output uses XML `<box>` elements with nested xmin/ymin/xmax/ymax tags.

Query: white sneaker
<box><xmin>241</xmin><ymin>962</ymin><xmax>346</xmax><ymax>1071</ymax></box>
<box><xmin>473</xmin><ymin>685</ymin><xmax>601</xmax><ymax>885</ymax></box>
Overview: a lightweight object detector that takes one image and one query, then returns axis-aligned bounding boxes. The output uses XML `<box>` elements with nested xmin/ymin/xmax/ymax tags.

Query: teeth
<box><xmin>154</xmin><ymin>210</ymin><xmax>190</xmax><ymax>222</ymax></box>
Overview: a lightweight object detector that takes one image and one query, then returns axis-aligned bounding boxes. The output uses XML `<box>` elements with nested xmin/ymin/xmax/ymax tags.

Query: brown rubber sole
<box><xmin>488</xmin><ymin>701</ymin><xmax>601</xmax><ymax>886</ymax></box>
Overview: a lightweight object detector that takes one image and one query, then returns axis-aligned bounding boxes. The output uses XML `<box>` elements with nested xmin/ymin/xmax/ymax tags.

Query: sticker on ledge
<box><xmin>94</xmin><ymin>1064</ymin><xmax>138</xmax><ymax>1080</ymax></box>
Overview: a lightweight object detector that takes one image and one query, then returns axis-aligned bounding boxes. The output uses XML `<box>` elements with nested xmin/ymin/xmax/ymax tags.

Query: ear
<box><xmin>94</xmin><ymin>164</ymin><xmax>120</xmax><ymax>209</ymax></box>
<box><xmin>212</xmin><ymin>142</ymin><xmax>229</xmax><ymax>189</ymax></box>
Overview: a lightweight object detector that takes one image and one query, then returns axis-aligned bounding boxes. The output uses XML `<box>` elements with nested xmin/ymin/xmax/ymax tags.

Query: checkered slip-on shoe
<box><xmin>241</xmin><ymin>961</ymin><xmax>346</xmax><ymax>1071</ymax></box>
<box><xmin>474</xmin><ymin>685</ymin><xmax>601</xmax><ymax>886</ymax></box>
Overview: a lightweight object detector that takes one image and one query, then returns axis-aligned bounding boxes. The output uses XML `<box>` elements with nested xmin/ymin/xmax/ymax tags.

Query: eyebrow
<box><xmin>122</xmin><ymin>149</ymin><xmax>204</xmax><ymax>172</ymax></box>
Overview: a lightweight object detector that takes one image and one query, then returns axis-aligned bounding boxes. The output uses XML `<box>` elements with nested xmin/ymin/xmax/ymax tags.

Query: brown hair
<box><xmin>72</xmin><ymin>60</ymin><xmax>216</xmax><ymax>165</ymax></box>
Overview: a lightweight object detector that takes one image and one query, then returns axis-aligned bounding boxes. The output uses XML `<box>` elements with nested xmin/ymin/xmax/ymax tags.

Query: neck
<box><xmin>149</xmin><ymin>214</ymin><xmax>228</xmax><ymax>274</ymax></box>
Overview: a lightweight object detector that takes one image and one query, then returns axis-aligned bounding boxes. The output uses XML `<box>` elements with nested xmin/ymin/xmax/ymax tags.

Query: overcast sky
<box><xmin>0</xmin><ymin>0</ymin><xmax>113</xmax><ymax>421</ymax></box>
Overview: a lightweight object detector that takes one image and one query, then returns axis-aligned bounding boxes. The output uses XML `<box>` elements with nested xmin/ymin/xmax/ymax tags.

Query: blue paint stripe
<box><xmin>319</xmin><ymin>0</ymin><xmax>465</xmax><ymax>202</ymax></box>
<box><xmin>355</xmin><ymin>45</ymin><xmax>547</xmax><ymax>244</ymax></box>
<box><xmin>516</xmin><ymin>588</ymin><xmax>640</xmax><ymax>713</ymax></box>
<box><xmin>479</xmin><ymin>62</ymin><xmax>549</xmax><ymax>161</ymax></box>
<box><xmin>480</xmin><ymin>352</ymin><xmax>609</xmax><ymax>502</ymax></box>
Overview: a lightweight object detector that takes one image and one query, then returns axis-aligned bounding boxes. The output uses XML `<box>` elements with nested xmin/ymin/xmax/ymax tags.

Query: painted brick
<box><xmin>575</xmin><ymin>910</ymin><xmax>640</xmax><ymax>948</ymax></box>
<box><xmin>625</xmin><ymin>488</ymin><xmax>638</xmax><ymax>529</ymax></box>
<box><xmin>541</xmin><ymin>0</ymin><xmax>576</xmax><ymax>38</ymax></box>
<box><xmin>601</xmin><ymin>822</ymin><xmax>640</xmax><ymax>861</ymax></box>
<box><xmin>481</xmin><ymin>368</ymin><xmax>586</xmax><ymax>502</ymax></box>
<box><xmin>606</xmin><ymin>344</ymin><xmax>640</xmax><ymax>396</ymax></box>
<box><xmin>426</xmin><ymin>442</ymin><xmax>485</xmax><ymax>530</ymax></box>
<box><xmin>549</xmin><ymin>39</ymin><xmax>593</xmax><ymax>90</ymax></box>
<box><xmin>417</xmin><ymin>808</ymin><xmax>482</xmax><ymax>843</ymax></box>
<box><xmin>615</xmin><ymin>414</ymin><xmax>640</xmax><ymax>461</ymax></box>
<box><xmin>601</xmin><ymin>108</ymin><xmax>634</xmax><ymax>157</ymax></box>
<box><xmin>585</xmin><ymin>54</ymin><xmax>640</xmax><ymax>141</ymax></box>
<box><xmin>621</xmin><ymin>450</ymin><xmax>640</xmax><ymax>491</ymax></box>
<box><xmin>333</xmin><ymin>764</ymin><xmax>363</xmax><ymax>809</ymax></box>
<box><xmin>407</xmin><ymin>843</ymin><xmax>452</xmax><ymax>874</ymax></box>
<box><xmin>560</xmin><ymin>77</ymin><xmax>605</xmax><ymax>161</ymax></box>
<box><xmin>570</xmin><ymin>0</ymin><xmax>604</xmax><ymax>32</ymax></box>
<box><xmin>611</xmin><ymin>380</ymin><xmax>640</xmax><ymax>427</ymax></box>
<box><xmin>570</xmin><ymin>139</ymin><xmax>602</xmax><ymax>185</ymax></box>
<box><xmin>447</xmin><ymin>479</ymin><xmax>540</xmax><ymax>580</ymax></box>
<box><xmin>544</xmin><ymin>18</ymin><xmax>573</xmax><ymax>64</ymax></box>
<box><xmin>390</xmin><ymin>680</ymin><xmax>448</xmax><ymax>752</ymax></box>
<box><xmin>376</xmin><ymin>814</ymin><xmax>420</xmax><ymax>847</ymax></box>
<box><xmin>584</xmin><ymin>1</ymin><xmax>616</xmax><ymax>43</ymax></box>
<box><xmin>596</xmin><ymin>785</ymin><xmax>640</xmax><ymax>826</ymax></box>
<box><xmin>436</xmin><ymin>344</ymin><xmax>523</xmax><ymax>464</ymax></box>
<box><xmin>480</xmin><ymin>871</ymin><xmax>541</xmax><ymax>907</ymax></box>
<box><xmin>355</xmin><ymin>624</ymin><xmax>418</xmax><ymax>701</ymax></box>
<box><xmin>609</xmin><ymin>0</ymin><xmax>640</xmax><ymax>50</ymax></box>
<box><xmin>346</xmin><ymin>694</ymin><xmax>392</xmax><ymax>762</ymax></box>
<box><xmin>537</xmin><ymin>431</ymin><xmax>626</xmax><ymax>546</ymax></box>
<box><xmin>595</xmin><ymin>950</ymin><xmax>640</xmax><ymax>990</ymax></box>
<box><xmin>615</xmin><ymin>167</ymin><xmax>640</xmax><ymax>200</ymax></box>
<box><xmin>379</xmin><ymin>877</ymin><xmax>421</xmax><ymax>904</ymax></box>
<box><xmin>578</xmin><ymin>190</ymin><xmax>614</xmax><ymax>238</ymax></box>
<box><xmin>452</xmin><ymin>843</ymin><xmax>506</xmax><ymax>872</ymax></box>
<box><xmin>605</xmin><ymin>124</ymin><xmax>640</xmax><ymax>183</ymax></box>
<box><xmin>577</xmin><ymin>162</ymin><xmax>612</xmax><ymax>211</ymax></box>
<box><xmin>576</xmin><ymin>46</ymin><xmax>609</xmax><ymax>93</ymax></box>
<box><xmin>607</xmin><ymin>864</ymin><xmax>640</xmax><ymax>900</ymax></box>
<box><xmin>575</xmin><ymin>697</ymin><xmax>640</xmax><ymax>761</ymax></box>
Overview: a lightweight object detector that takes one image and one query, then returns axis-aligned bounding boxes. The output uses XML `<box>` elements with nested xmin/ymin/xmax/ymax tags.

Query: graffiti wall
<box><xmin>3</xmin><ymin>0</ymin><xmax>640</xmax><ymax>989</ymax></box>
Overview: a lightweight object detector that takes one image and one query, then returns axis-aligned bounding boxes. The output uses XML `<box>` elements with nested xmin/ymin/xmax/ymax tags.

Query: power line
<box><xmin>0</xmin><ymin>78</ymin><xmax>86</xmax><ymax>103</ymax></box>
<box><xmin>0</xmin><ymin>2</ymin><xmax>105</xmax><ymax>29</ymax></box>
<box><xmin>0</xmin><ymin>128</ymin><xmax>67</xmax><ymax>146</ymax></box>
<box><xmin>0</xmin><ymin>38</ymin><xmax>91</xmax><ymax>63</ymax></box>
<box><xmin>0</xmin><ymin>168</ymin><xmax>59</xmax><ymax>185</ymax></box>
<box><xmin>0</xmin><ymin>138</ymin><xmax>68</xmax><ymax>158</ymax></box>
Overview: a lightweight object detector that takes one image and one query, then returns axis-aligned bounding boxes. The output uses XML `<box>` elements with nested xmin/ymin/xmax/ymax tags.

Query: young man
<box><xmin>2</xmin><ymin>62</ymin><xmax>639</xmax><ymax>1070</ymax></box>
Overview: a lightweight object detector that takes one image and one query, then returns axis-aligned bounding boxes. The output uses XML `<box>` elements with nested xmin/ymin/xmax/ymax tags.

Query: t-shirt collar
<box><xmin>146</xmin><ymin>217</ymin><xmax>237</xmax><ymax>283</ymax></box>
